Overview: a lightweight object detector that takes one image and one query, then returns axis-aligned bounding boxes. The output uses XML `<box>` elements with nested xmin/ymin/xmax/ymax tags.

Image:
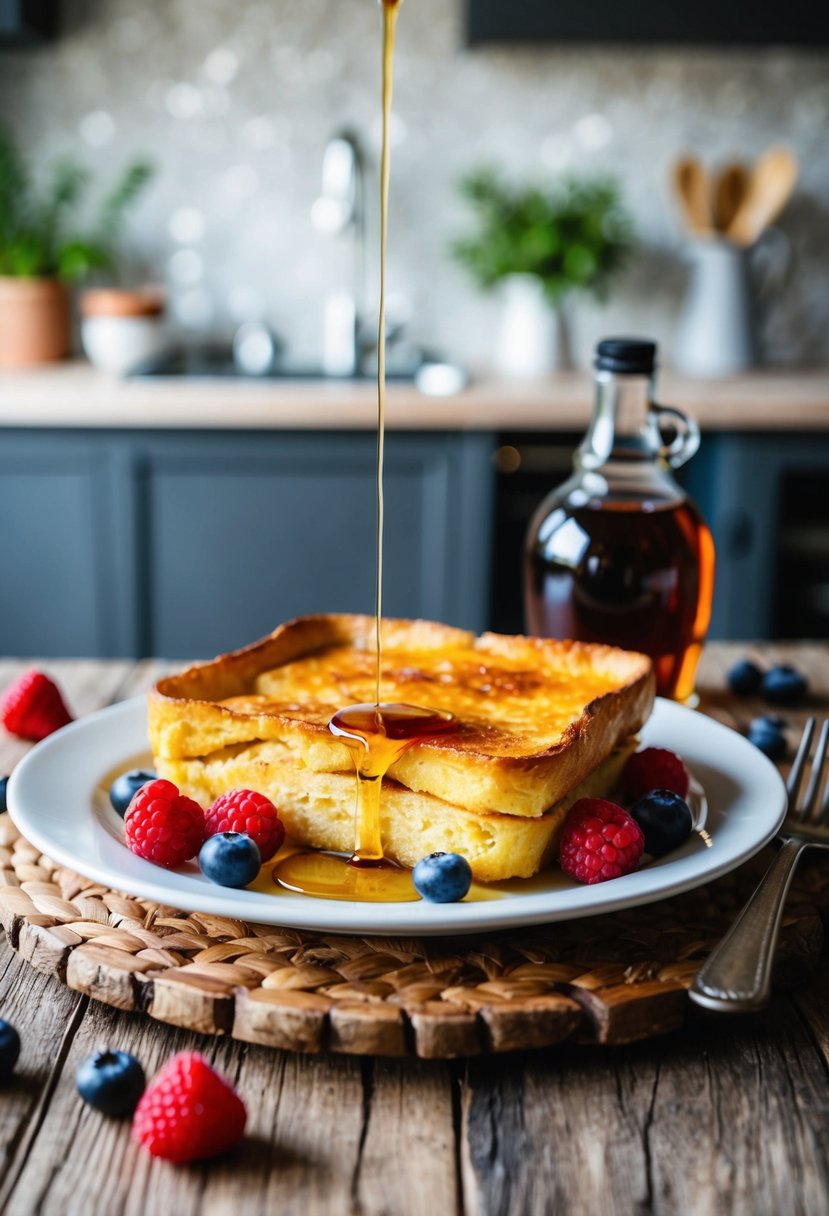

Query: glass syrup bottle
<box><xmin>524</xmin><ymin>338</ymin><xmax>715</xmax><ymax>703</ymax></box>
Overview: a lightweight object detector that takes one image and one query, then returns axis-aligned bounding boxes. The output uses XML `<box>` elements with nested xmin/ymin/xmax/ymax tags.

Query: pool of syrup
<box><xmin>272</xmin><ymin>702</ymin><xmax>455</xmax><ymax>901</ymax></box>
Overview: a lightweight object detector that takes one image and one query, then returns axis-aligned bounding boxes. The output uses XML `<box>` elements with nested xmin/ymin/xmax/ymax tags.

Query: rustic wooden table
<box><xmin>0</xmin><ymin>645</ymin><xmax>828</xmax><ymax>1216</ymax></box>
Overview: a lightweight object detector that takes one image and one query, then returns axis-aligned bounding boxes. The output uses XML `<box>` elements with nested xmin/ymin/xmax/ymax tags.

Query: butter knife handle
<box><xmin>689</xmin><ymin>838</ymin><xmax>805</xmax><ymax>1013</ymax></box>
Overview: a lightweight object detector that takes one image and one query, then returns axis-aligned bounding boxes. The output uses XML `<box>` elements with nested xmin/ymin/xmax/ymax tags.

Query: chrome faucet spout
<box><xmin>312</xmin><ymin>131</ymin><xmax>366</xmax><ymax>376</ymax></box>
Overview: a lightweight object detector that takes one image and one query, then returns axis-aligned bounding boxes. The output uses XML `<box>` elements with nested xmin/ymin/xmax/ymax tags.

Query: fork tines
<box><xmin>788</xmin><ymin>718</ymin><xmax>829</xmax><ymax>825</ymax></box>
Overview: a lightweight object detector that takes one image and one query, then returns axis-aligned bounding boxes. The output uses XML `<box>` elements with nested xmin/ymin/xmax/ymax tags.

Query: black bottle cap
<box><xmin>595</xmin><ymin>338</ymin><xmax>657</xmax><ymax>375</ymax></box>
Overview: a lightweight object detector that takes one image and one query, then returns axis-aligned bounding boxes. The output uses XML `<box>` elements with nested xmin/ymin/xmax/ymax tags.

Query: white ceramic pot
<box><xmin>675</xmin><ymin>233</ymin><xmax>790</xmax><ymax>377</ymax></box>
<box><xmin>675</xmin><ymin>242</ymin><xmax>756</xmax><ymax>377</ymax></box>
<box><xmin>494</xmin><ymin>274</ymin><xmax>572</xmax><ymax>378</ymax></box>
<box><xmin>79</xmin><ymin>289</ymin><xmax>168</xmax><ymax>376</ymax></box>
<box><xmin>81</xmin><ymin>315</ymin><xmax>168</xmax><ymax>376</ymax></box>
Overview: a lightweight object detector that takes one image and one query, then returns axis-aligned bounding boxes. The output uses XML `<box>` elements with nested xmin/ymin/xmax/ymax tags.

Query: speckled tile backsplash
<box><xmin>2</xmin><ymin>0</ymin><xmax>827</xmax><ymax>370</ymax></box>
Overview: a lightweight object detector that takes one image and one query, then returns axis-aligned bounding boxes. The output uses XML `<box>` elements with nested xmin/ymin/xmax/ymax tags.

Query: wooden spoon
<box><xmin>671</xmin><ymin>156</ymin><xmax>714</xmax><ymax>237</ymax></box>
<box><xmin>713</xmin><ymin>163</ymin><xmax>749</xmax><ymax>234</ymax></box>
<box><xmin>727</xmin><ymin>147</ymin><xmax>798</xmax><ymax>247</ymax></box>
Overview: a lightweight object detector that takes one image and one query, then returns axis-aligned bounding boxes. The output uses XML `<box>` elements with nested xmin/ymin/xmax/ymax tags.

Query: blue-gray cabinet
<box><xmin>684</xmin><ymin>431</ymin><xmax>829</xmax><ymax>640</ymax></box>
<box><xmin>3</xmin><ymin>423</ymin><xmax>827</xmax><ymax>658</ymax></box>
<box><xmin>0</xmin><ymin>430</ymin><xmax>495</xmax><ymax>659</ymax></box>
<box><xmin>0</xmin><ymin>436</ymin><xmax>117</xmax><ymax>656</ymax></box>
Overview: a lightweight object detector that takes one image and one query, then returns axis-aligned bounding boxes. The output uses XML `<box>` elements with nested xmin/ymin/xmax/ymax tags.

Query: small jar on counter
<box><xmin>79</xmin><ymin>288</ymin><xmax>167</xmax><ymax>376</ymax></box>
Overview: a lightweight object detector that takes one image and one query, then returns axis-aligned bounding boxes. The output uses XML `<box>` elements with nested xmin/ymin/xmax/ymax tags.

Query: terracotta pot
<box><xmin>79</xmin><ymin>288</ymin><xmax>165</xmax><ymax>318</ymax></box>
<box><xmin>0</xmin><ymin>277</ymin><xmax>71</xmax><ymax>368</ymax></box>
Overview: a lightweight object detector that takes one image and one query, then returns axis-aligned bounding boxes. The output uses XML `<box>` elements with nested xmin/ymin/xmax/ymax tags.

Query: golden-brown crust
<box><xmin>148</xmin><ymin>614</ymin><xmax>655</xmax><ymax>818</ymax></box>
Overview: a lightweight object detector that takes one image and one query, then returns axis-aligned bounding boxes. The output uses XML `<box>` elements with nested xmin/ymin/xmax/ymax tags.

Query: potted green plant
<box><xmin>452</xmin><ymin>167</ymin><xmax>634</xmax><ymax>374</ymax></box>
<box><xmin>0</xmin><ymin>127</ymin><xmax>153</xmax><ymax>368</ymax></box>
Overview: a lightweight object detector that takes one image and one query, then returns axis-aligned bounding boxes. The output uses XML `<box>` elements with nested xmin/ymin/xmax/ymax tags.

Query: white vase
<box><xmin>675</xmin><ymin>233</ymin><xmax>790</xmax><ymax>377</ymax></box>
<box><xmin>675</xmin><ymin>242</ymin><xmax>756</xmax><ymax>377</ymax></box>
<box><xmin>494</xmin><ymin>274</ymin><xmax>572</xmax><ymax>378</ymax></box>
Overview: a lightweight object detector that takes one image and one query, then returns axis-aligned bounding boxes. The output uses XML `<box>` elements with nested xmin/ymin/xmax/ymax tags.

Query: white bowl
<box><xmin>80</xmin><ymin>315</ymin><xmax>168</xmax><ymax>377</ymax></box>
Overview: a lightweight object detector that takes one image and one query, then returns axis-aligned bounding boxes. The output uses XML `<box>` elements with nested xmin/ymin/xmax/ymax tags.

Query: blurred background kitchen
<box><xmin>1</xmin><ymin>0</ymin><xmax>828</xmax><ymax>660</ymax></box>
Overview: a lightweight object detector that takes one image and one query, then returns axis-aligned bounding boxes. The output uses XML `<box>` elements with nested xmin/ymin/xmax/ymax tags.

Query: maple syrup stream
<box><xmin>275</xmin><ymin>0</ymin><xmax>456</xmax><ymax>902</ymax></box>
<box><xmin>374</xmin><ymin>0</ymin><xmax>396</xmax><ymax>709</ymax></box>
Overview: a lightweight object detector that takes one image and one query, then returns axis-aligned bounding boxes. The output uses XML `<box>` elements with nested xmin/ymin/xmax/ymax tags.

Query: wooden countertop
<box><xmin>0</xmin><ymin>361</ymin><xmax>828</xmax><ymax>431</ymax></box>
<box><xmin>0</xmin><ymin>644</ymin><xmax>828</xmax><ymax>1213</ymax></box>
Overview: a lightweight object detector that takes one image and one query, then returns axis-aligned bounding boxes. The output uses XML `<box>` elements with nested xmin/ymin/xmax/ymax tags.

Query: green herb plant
<box><xmin>452</xmin><ymin>166</ymin><xmax>634</xmax><ymax>305</ymax></box>
<box><xmin>0</xmin><ymin>127</ymin><xmax>153</xmax><ymax>281</ymax></box>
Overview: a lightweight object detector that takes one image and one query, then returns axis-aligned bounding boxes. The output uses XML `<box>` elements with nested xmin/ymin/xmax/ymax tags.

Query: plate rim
<box><xmin>6</xmin><ymin>694</ymin><xmax>787</xmax><ymax>936</ymax></box>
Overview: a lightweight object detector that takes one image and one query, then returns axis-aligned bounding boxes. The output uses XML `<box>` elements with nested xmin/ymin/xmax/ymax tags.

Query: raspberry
<box><xmin>1</xmin><ymin>670</ymin><xmax>72</xmax><ymax>741</ymax></box>
<box><xmin>205</xmin><ymin>789</ymin><xmax>285</xmax><ymax>862</ymax></box>
<box><xmin>559</xmin><ymin>798</ymin><xmax>644</xmax><ymax>885</ymax></box>
<box><xmin>132</xmin><ymin>1051</ymin><xmax>246</xmax><ymax>1163</ymax></box>
<box><xmin>124</xmin><ymin>779</ymin><xmax>205</xmax><ymax>869</ymax></box>
<box><xmin>620</xmin><ymin>747</ymin><xmax>689</xmax><ymax>802</ymax></box>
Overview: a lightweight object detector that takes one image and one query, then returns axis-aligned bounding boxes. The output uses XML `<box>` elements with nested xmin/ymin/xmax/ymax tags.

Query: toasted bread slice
<box><xmin>157</xmin><ymin>740</ymin><xmax>637</xmax><ymax>882</ymax></box>
<box><xmin>149</xmin><ymin>614</ymin><xmax>654</xmax><ymax>819</ymax></box>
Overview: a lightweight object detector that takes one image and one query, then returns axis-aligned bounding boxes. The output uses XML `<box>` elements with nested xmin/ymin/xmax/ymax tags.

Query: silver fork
<box><xmin>690</xmin><ymin>718</ymin><xmax>829</xmax><ymax>1013</ymax></box>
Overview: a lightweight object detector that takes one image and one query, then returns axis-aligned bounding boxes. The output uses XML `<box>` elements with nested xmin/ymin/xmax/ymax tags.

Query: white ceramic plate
<box><xmin>6</xmin><ymin>695</ymin><xmax>786</xmax><ymax>936</ymax></box>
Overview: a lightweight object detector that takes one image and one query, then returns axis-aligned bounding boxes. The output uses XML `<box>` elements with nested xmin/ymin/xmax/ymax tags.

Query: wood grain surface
<box><xmin>0</xmin><ymin>647</ymin><xmax>828</xmax><ymax>1215</ymax></box>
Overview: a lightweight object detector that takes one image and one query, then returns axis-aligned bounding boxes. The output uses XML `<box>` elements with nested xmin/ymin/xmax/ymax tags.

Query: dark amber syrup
<box><xmin>526</xmin><ymin>497</ymin><xmax>715</xmax><ymax>703</ymax></box>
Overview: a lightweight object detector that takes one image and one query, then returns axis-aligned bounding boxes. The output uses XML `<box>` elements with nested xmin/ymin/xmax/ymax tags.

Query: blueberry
<box><xmin>109</xmin><ymin>769</ymin><xmax>155</xmax><ymax>818</ymax></box>
<box><xmin>762</xmin><ymin>665</ymin><xmax>808</xmax><ymax>706</ymax></box>
<box><xmin>754</xmin><ymin>714</ymin><xmax>787</xmax><ymax>731</ymax></box>
<box><xmin>412</xmin><ymin>852</ymin><xmax>473</xmax><ymax>903</ymax></box>
<box><xmin>747</xmin><ymin>721</ymin><xmax>787</xmax><ymax>761</ymax></box>
<box><xmin>199</xmin><ymin>832</ymin><xmax>261</xmax><ymax>888</ymax></box>
<box><xmin>630</xmin><ymin>790</ymin><xmax>693</xmax><ymax>858</ymax></box>
<box><xmin>0</xmin><ymin>1019</ymin><xmax>20</xmax><ymax>1083</ymax></box>
<box><xmin>0</xmin><ymin>776</ymin><xmax>7</xmax><ymax>815</ymax></box>
<box><xmin>727</xmin><ymin>659</ymin><xmax>764</xmax><ymax>696</ymax></box>
<box><xmin>76</xmin><ymin>1049</ymin><xmax>145</xmax><ymax>1117</ymax></box>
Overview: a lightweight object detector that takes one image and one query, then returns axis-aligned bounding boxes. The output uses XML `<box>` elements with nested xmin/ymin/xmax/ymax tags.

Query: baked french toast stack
<box><xmin>148</xmin><ymin>615</ymin><xmax>655</xmax><ymax>882</ymax></box>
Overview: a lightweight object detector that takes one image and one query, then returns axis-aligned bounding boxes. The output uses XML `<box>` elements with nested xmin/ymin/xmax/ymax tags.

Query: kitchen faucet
<box><xmin>311</xmin><ymin>130</ymin><xmax>366</xmax><ymax>376</ymax></box>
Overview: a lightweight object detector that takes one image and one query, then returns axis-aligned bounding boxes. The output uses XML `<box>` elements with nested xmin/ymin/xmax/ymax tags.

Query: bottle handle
<box><xmin>653</xmin><ymin>404</ymin><xmax>700</xmax><ymax>469</ymax></box>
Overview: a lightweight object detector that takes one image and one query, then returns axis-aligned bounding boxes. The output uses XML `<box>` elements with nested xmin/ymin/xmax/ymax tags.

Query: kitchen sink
<box><xmin>129</xmin><ymin>344</ymin><xmax>419</xmax><ymax>382</ymax></box>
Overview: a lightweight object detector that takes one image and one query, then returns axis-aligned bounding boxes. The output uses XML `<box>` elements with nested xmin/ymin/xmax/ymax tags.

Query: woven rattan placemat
<box><xmin>0</xmin><ymin>812</ymin><xmax>823</xmax><ymax>1058</ymax></box>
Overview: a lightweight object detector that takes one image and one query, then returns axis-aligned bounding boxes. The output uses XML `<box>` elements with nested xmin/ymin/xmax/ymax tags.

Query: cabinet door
<box><xmin>139</xmin><ymin>432</ymin><xmax>493</xmax><ymax>658</ymax></box>
<box><xmin>682</xmin><ymin>432</ymin><xmax>829</xmax><ymax>640</ymax></box>
<box><xmin>0</xmin><ymin>436</ymin><xmax>115</xmax><ymax>657</ymax></box>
